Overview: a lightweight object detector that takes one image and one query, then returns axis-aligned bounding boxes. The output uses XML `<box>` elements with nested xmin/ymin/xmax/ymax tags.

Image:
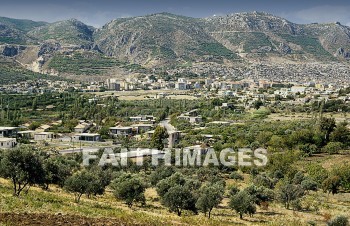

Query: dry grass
<box><xmin>1</xmin><ymin>156</ymin><xmax>350</xmax><ymax>226</ymax></box>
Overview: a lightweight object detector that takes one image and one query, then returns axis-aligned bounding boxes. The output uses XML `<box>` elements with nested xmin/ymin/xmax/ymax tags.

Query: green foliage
<box><xmin>151</xmin><ymin>126</ymin><xmax>168</xmax><ymax>150</ymax></box>
<box><xmin>277</xmin><ymin>182</ymin><xmax>305</xmax><ymax>209</ymax></box>
<box><xmin>28</xmin><ymin>121</ymin><xmax>41</xmax><ymax>130</ymax></box>
<box><xmin>228</xmin><ymin>185</ymin><xmax>240</xmax><ymax>197</ymax></box>
<box><xmin>162</xmin><ymin>185</ymin><xmax>197</xmax><ymax>216</ymax></box>
<box><xmin>253</xmin><ymin>174</ymin><xmax>274</xmax><ymax>189</ymax></box>
<box><xmin>322</xmin><ymin>142</ymin><xmax>343</xmax><ymax>155</ymax></box>
<box><xmin>327</xmin><ymin>215</ymin><xmax>349</xmax><ymax>226</ymax></box>
<box><xmin>330</xmin><ymin>122</ymin><xmax>350</xmax><ymax>147</ymax></box>
<box><xmin>28</xmin><ymin>19</ymin><xmax>93</xmax><ymax>45</ymax></box>
<box><xmin>229</xmin><ymin>171</ymin><xmax>244</xmax><ymax>181</ymax></box>
<box><xmin>292</xmin><ymin>171</ymin><xmax>305</xmax><ymax>185</ymax></box>
<box><xmin>245</xmin><ymin>185</ymin><xmax>275</xmax><ymax>206</ymax></box>
<box><xmin>156</xmin><ymin>172</ymin><xmax>200</xmax><ymax>216</ymax></box>
<box><xmin>111</xmin><ymin>173</ymin><xmax>146</xmax><ymax>207</ymax></box>
<box><xmin>0</xmin><ymin>60</ymin><xmax>64</xmax><ymax>85</ymax></box>
<box><xmin>48</xmin><ymin>52</ymin><xmax>123</xmax><ymax>75</ymax></box>
<box><xmin>149</xmin><ymin>166</ymin><xmax>175</xmax><ymax>186</ymax></box>
<box><xmin>320</xmin><ymin>117</ymin><xmax>336</xmax><ymax>143</ymax></box>
<box><xmin>268</xmin><ymin>151</ymin><xmax>300</xmax><ymax>175</ymax></box>
<box><xmin>196</xmin><ymin>183</ymin><xmax>224</xmax><ymax>218</ymax></box>
<box><xmin>229</xmin><ymin>190</ymin><xmax>256</xmax><ymax>219</ymax></box>
<box><xmin>0</xmin><ymin>146</ymin><xmax>46</xmax><ymax>196</ymax></box>
<box><xmin>307</xmin><ymin>163</ymin><xmax>329</xmax><ymax>185</ymax></box>
<box><xmin>322</xmin><ymin>176</ymin><xmax>341</xmax><ymax>195</ymax></box>
<box><xmin>156</xmin><ymin>172</ymin><xmax>186</xmax><ymax>197</ymax></box>
<box><xmin>279</xmin><ymin>34</ymin><xmax>335</xmax><ymax>60</ymax></box>
<box><xmin>198</xmin><ymin>42</ymin><xmax>238</xmax><ymax>59</ymax></box>
<box><xmin>253</xmin><ymin>99</ymin><xmax>264</xmax><ymax>110</ymax></box>
<box><xmin>152</xmin><ymin>46</ymin><xmax>177</xmax><ymax>59</ymax></box>
<box><xmin>301</xmin><ymin>179</ymin><xmax>318</xmax><ymax>192</ymax></box>
<box><xmin>0</xmin><ymin>16</ymin><xmax>47</xmax><ymax>32</ymax></box>
<box><xmin>331</xmin><ymin>164</ymin><xmax>350</xmax><ymax>192</ymax></box>
<box><xmin>43</xmin><ymin>155</ymin><xmax>77</xmax><ymax>189</ymax></box>
<box><xmin>64</xmin><ymin>169</ymin><xmax>109</xmax><ymax>203</ymax></box>
<box><xmin>226</xmin><ymin>32</ymin><xmax>274</xmax><ymax>53</ymax></box>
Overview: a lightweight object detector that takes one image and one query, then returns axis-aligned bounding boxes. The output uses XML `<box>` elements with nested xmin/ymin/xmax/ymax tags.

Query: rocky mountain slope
<box><xmin>0</xmin><ymin>16</ymin><xmax>46</xmax><ymax>44</ymax></box>
<box><xmin>0</xmin><ymin>12</ymin><xmax>350</xmax><ymax>77</ymax></box>
<box><xmin>93</xmin><ymin>13</ymin><xmax>238</xmax><ymax>66</ymax></box>
<box><xmin>28</xmin><ymin>19</ymin><xmax>95</xmax><ymax>47</ymax></box>
<box><xmin>204</xmin><ymin>12</ymin><xmax>347</xmax><ymax>62</ymax></box>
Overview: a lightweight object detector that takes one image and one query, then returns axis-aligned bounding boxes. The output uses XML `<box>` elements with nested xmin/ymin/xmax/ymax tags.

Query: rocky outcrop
<box><xmin>2</xmin><ymin>12</ymin><xmax>350</xmax><ymax>68</ymax></box>
<box><xmin>93</xmin><ymin>13</ymin><xmax>237</xmax><ymax>65</ymax></box>
<box><xmin>278</xmin><ymin>43</ymin><xmax>292</xmax><ymax>54</ymax></box>
<box><xmin>38</xmin><ymin>42</ymin><xmax>61</xmax><ymax>56</ymax></box>
<box><xmin>204</xmin><ymin>11</ymin><xmax>304</xmax><ymax>34</ymax></box>
<box><xmin>335</xmin><ymin>47</ymin><xmax>350</xmax><ymax>59</ymax></box>
<box><xmin>28</xmin><ymin>19</ymin><xmax>95</xmax><ymax>46</ymax></box>
<box><xmin>0</xmin><ymin>45</ymin><xmax>26</xmax><ymax>57</ymax></box>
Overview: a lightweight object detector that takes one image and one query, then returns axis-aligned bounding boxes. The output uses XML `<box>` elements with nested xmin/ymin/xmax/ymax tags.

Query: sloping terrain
<box><xmin>204</xmin><ymin>12</ymin><xmax>342</xmax><ymax>62</ymax></box>
<box><xmin>28</xmin><ymin>19</ymin><xmax>95</xmax><ymax>47</ymax></box>
<box><xmin>0</xmin><ymin>12</ymin><xmax>350</xmax><ymax>78</ymax></box>
<box><xmin>0</xmin><ymin>16</ymin><xmax>46</xmax><ymax>44</ymax></box>
<box><xmin>0</xmin><ymin>57</ymin><xmax>63</xmax><ymax>85</ymax></box>
<box><xmin>93</xmin><ymin>13</ymin><xmax>239</xmax><ymax>66</ymax></box>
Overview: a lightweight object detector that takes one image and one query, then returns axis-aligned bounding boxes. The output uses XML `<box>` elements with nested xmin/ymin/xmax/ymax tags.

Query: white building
<box><xmin>0</xmin><ymin>127</ymin><xmax>18</xmax><ymax>138</ymax></box>
<box><xmin>291</xmin><ymin>86</ymin><xmax>307</xmax><ymax>94</ymax></box>
<box><xmin>74</xmin><ymin>122</ymin><xmax>92</xmax><ymax>133</ymax></box>
<box><xmin>72</xmin><ymin>133</ymin><xmax>101</xmax><ymax>142</ymax></box>
<box><xmin>34</xmin><ymin>132</ymin><xmax>55</xmax><ymax>141</ymax></box>
<box><xmin>0</xmin><ymin>138</ymin><xmax>17</xmax><ymax>149</ymax></box>
<box><xmin>109</xmin><ymin>127</ymin><xmax>133</xmax><ymax>137</ymax></box>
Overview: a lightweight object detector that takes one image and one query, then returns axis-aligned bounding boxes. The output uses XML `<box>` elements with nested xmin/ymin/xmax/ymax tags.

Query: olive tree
<box><xmin>42</xmin><ymin>155</ymin><xmax>77</xmax><ymax>190</ymax></box>
<box><xmin>64</xmin><ymin>169</ymin><xmax>108</xmax><ymax>203</ymax></box>
<box><xmin>229</xmin><ymin>190</ymin><xmax>256</xmax><ymax>219</ymax></box>
<box><xmin>0</xmin><ymin>146</ymin><xmax>45</xmax><ymax>196</ymax></box>
<box><xmin>111</xmin><ymin>173</ymin><xmax>146</xmax><ymax>207</ymax></box>
<box><xmin>277</xmin><ymin>183</ymin><xmax>304</xmax><ymax>209</ymax></box>
<box><xmin>196</xmin><ymin>183</ymin><xmax>224</xmax><ymax>218</ymax></box>
<box><xmin>163</xmin><ymin>185</ymin><xmax>197</xmax><ymax>216</ymax></box>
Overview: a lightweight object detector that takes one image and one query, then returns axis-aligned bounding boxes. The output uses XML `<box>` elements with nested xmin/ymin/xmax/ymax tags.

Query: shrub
<box><xmin>322</xmin><ymin>142</ymin><xmax>343</xmax><ymax>155</ymax></box>
<box><xmin>229</xmin><ymin>171</ymin><xmax>244</xmax><ymax>181</ymax></box>
<box><xmin>196</xmin><ymin>183</ymin><xmax>224</xmax><ymax>218</ymax></box>
<box><xmin>111</xmin><ymin>173</ymin><xmax>146</xmax><ymax>207</ymax></box>
<box><xmin>163</xmin><ymin>185</ymin><xmax>197</xmax><ymax>216</ymax></box>
<box><xmin>229</xmin><ymin>190</ymin><xmax>256</xmax><ymax>219</ymax></box>
<box><xmin>327</xmin><ymin>215</ymin><xmax>349</xmax><ymax>226</ymax></box>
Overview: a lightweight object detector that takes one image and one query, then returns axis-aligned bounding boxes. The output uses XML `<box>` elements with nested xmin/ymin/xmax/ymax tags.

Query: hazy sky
<box><xmin>1</xmin><ymin>0</ymin><xmax>350</xmax><ymax>27</ymax></box>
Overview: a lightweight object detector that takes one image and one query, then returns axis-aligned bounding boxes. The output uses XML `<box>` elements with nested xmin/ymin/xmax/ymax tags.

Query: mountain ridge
<box><xmin>0</xmin><ymin>11</ymin><xmax>349</xmax><ymax>76</ymax></box>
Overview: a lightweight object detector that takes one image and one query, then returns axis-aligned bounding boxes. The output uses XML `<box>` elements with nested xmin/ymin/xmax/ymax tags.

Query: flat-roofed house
<box><xmin>177</xmin><ymin>115</ymin><xmax>203</xmax><ymax>124</ymax></box>
<box><xmin>73</xmin><ymin>133</ymin><xmax>101</xmax><ymax>142</ymax></box>
<box><xmin>18</xmin><ymin>130</ymin><xmax>35</xmax><ymax>139</ymax></box>
<box><xmin>74</xmin><ymin>122</ymin><xmax>92</xmax><ymax>133</ymax></box>
<box><xmin>0</xmin><ymin>138</ymin><xmax>17</xmax><ymax>149</ymax></box>
<box><xmin>109</xmin><ymin>126</ymin><xmax>133</xmax><ymax>137</ymax></box>
<box><xmin>131</xmin><ymin>124</ymin><xmax>154</xmax><ymax>134</ymax></box>
<box><xmin>129</xmin><ymin>115</ymin><xmax>156</xmax><ymax>123</ymax></box>
<box><xmin>0</xmin><ymin>127</ymin><xmax>18</xmax><ymax>138</ymax></box>
<box><xmin>34</xmin><ymin>132</ymin><xmax>55</xmax><ymax>141</ymax></box>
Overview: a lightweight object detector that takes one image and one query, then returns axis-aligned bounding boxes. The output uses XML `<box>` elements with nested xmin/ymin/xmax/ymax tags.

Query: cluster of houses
<box><xmin>0</xmin><ymin>127</ymin><xmax>17</xmax><ymax>149</ymax></box>
<box><xmin>0</xmin><ymin>115</ymin><xmax>161</xmax><ymax>149</ymax></box>
<box><xmin>177</xmin><ymin>109</ymin><xmax>203</xmax><ymax>124</ymax></box>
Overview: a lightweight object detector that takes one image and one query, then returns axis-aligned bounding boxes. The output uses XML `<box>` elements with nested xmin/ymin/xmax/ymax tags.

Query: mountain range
<box><xmin>0</xmin><ymin>11</ymin><xmax>350</xmax><ymax>77</ymax></box>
